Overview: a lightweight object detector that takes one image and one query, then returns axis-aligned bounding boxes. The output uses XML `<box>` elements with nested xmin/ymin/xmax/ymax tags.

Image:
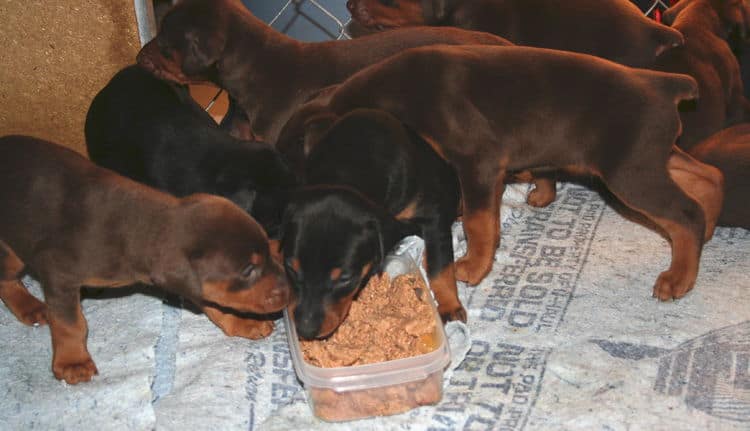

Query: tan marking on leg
<box><xmin>48</xmin><ymin>305</ymin><xmax>97</xmax><ymax>384</ymax></box>
<box><xmin>0</xmin><ymin>280</ymin><xmax>47</xmax><ymax>326</ymax></box>
<box><xmin>668</xmin><ymin>150</ymin><xmax>724</xmax><ymax>240</ymax></box>
<box><xmin>455</xmin><ymin>207</ymin><xmax>498</xmax><ymax>285</ymax></box>
<box><xmin>649</xmin><ymin>217</ymin><xmax>701</xmax><ymax>301</ymax></box>
<box><xmin>202</xmin><ymin>305</ymin><xmax>274</xmax><ymax>339</ymax></box>
<box><xmin>427</xmin><ymin>262</ymin><xmax>466</xmax><ymax>322</ymax></box>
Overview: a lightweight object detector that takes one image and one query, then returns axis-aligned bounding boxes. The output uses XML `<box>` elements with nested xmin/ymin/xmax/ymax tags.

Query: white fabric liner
<box><xmin>1</xmin><ymin>183</ymin><xmax>748</xmax><ymax>430</ymax></box>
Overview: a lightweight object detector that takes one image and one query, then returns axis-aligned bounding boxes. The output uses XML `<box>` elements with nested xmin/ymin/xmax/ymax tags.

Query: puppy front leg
<box><xmin>423</xmin><ymin>223</ymin><xmax>466</xmax><ymax>322</ymax></box>
<box><xmin>454</xmin><ymin>167</ymin><xmax>504</xmax><ymax>285</ymax></box>
<box><xmin>0</xmin><ymin>240</ymin><xmax>47</xmax><ymax>325</ymax></box>
<box><xmin>44</xmin><ymin>284</ymin><xmax>98</xmax><ymax>384</ymax></box>
<box><xmin>201</xmin><ymin>305</ymin><xmax>275</xmax><ymax>339</ymax></box>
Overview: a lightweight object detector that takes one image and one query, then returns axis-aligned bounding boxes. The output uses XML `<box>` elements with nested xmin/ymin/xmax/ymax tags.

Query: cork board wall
<box><xmin>0</xmin><ymin>1</ymin><xmax>141</xmax><ymax>156</ymax></box>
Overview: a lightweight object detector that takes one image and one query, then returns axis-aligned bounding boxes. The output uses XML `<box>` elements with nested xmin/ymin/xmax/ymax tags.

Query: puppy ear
<box><xmin>373</xmin><ymin>216</ymin><xmax>421</xmax><ymax>263</ymax></box>
<box><xmin>302</xmin><ymin>112</ymin><xmax>338</xmax><ymax>156</ymax></box>
<box><xmin>661</xmin><ymin>1</ymin><xmax>688</xmax><ymax>26</ymax></box>
<box><xmin>181</xmin><ymin>29</ymin><xmax>225</xmax><ymax>76</ymax></box>
<box><xmin>228</xmin><ymin>189</ymin><xmax>258</xmax><ymax>214</ymax></box>
<box><xmin>423</xmin><ymin>0</ymin><xmax>456</xmax><ymax>23</ymax></box>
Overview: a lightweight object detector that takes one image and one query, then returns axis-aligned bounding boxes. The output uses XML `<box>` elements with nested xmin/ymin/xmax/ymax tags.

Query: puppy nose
<box><xmin>295</xmin><ymin>316</ymin><xmax>321</xmax><ymax>340</ymax></box>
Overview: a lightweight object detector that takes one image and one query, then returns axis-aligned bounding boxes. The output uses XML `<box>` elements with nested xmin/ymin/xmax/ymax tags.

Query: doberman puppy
<box><xmin>689</xmin><ymin>123</ymin><xmax>750</xmax><ymax>229</ymax></box>
<box><xmin>277</xmin><ymin>45</ymin><xmax>725</xmax><ymax>300</ymax></box>
<box><xmin>0</xmin><ymin>136</ymin><xmax>289</xmax><ymax>384</ymax></box>
<box><xmin>85</xmin><ymin>65</ymin><xmax>296</xmax><ymax>238</ymax></box>
<box><xmin>346</xmin><ymin>0</ymin><xmax>686</xmax><ymax>207</ymax></box>
<box><xmin>653</xmin><ymin>0</ymin><xmax>750</xmax><ymax>150</ymax></box>
<box><xmin>279</xmin><ymin>109</ymin><xmax>462</xmax><ymax>339</ymax></box>
<box><xmin>135</xmin><ymin>0</ymin><xmax>511</xmax><ymax>144</ymax></box>
<box><xmin>346</xmin><ymin>0</ymin><xmax>684</xmax><ymax>67</ymax></box>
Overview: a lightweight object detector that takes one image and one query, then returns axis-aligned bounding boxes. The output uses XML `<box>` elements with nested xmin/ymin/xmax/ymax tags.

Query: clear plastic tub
<box><xmin>283</xmin><ymin>253</ymin><xmax>451</xmax><ymax>422</ymax></box>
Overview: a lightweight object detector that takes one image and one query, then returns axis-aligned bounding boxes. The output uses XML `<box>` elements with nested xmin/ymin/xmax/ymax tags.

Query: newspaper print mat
<box><xmin>1</xmin><ymin>183</ymin><xmax>748</xmax><ymax>430</ymax></box>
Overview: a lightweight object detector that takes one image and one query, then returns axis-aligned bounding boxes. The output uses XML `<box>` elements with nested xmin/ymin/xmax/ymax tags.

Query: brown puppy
<box><xmin>136</xmin><ymin>0</ymin><xmax>510</xmax><ymax>144</ymax></box>
<box><xmin>277</xmin><ymin>45</ymin><xmax>724</xmax><ymax>300</ymax></box>
<box><xmin>689</xmin><ymin>123</ymin><xmax>750</xmax><ymax>228</ymax></box>
<box><xmin>0</xmin><ymin>135</ymin><xmax>289</xmax><ymax>384</ymax></box>
<box><xmin>653</xmin><ymin>0</ymin><xmax>750</xmax><ymax>150</ymax></box>
<box><xmin>346</xmin><ymin>0</ymin><xmax>684</xmax><ymax>67</ymax></box>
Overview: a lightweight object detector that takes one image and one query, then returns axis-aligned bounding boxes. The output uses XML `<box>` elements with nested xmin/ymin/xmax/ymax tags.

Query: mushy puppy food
<box><xmin>301</xmin><ymin>272</ymin><xmax>439</xmax><ymax>366</ymax></box>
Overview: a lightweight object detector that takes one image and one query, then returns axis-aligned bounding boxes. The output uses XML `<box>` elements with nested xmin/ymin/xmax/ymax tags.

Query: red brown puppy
<box><xmin>277</xmin><ymin>45</ymin><xmax>724</xmax><ymax>300</ymax></box>
<box><xmin>346</xmin><ymin>0</ymin><xmax>684</xmax><ymax>67</ymax></box>
<box><xmin>136</xmin><ymin>0</ymin><xmax>511</xmax><ymax>144</ymax></box>
<box><xmin>347</xmin><ymin>0</ymin><xmax>686</xmax><ymax>208</ymax></box>
<box><xmin>654</xmin><ymin>0</ymin><xmax>750</xmax><ymax>150</ymax></box>
<box><xmin>689</xmin><ymin>123</ymin><xmax>750</xmax><ymax>228</ymax></box>
<box><xmin>0</xmin><ymin>135</ymin><xmax>289</xmax><ymax>384</ymax></box>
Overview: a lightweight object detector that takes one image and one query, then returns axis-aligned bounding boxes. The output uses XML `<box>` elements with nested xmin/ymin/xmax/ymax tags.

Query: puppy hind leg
<box><xmin>604</xmin><ymin>169</ymin><xmax>705</xmax><ymax>301</ymax></box>
<box><xmin>454</xmin><ymin>166</ymin><xmax>504</xmax><ymax>286</ymax></box>
<box><xmin>0</xmin><ymin>240</ymin><xmax>47</xmax><ymax>326</ymax></box>
<box><xmin>668</xmin><ymin>148</ymin><xmax>724</xmax><ymax>240</ymax></box>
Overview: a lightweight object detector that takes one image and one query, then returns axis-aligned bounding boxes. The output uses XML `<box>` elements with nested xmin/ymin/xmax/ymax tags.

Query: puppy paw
<box><xmin>652</xmin><ymin>270</ymin><xmax>695</xmax><ymax>301</ymax></box>
<box><xmin>439</xmin><ymin>304</ymin><xmax>467</xmax><ymax>323</ymax></box>
<box><xmin>526</xmin><ymin>188</ymin><xmax>555</xmax><ymax>208</ymax></box>
<box><xmin>221</xmin><ymin>317</ymin><xmax>275</xmax><ymax>340</ymax></box>
<box><xmin>17</xmin><ymin>301</ymin><xmax>48</xmax><ymax>326</ymax></box>
<box><xmin>455</xmin><ymin>258</ymin><xmax>490</xmax><ymax>286</ymax></box>
<box><xmin>53</xmin><ymin>358</ymin><xmax>98</xmax><ymax>384</ymax></box>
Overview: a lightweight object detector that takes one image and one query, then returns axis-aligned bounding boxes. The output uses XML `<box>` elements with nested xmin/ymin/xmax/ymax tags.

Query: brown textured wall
<box><xmin>0</xmin><ymin>1</ymin><xmax>140</xmax><ymax>156</ymax></box>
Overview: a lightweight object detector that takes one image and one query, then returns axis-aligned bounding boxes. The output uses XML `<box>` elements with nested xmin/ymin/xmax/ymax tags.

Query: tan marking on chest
<box><xmin>395</xmin><ymin>200</ymin><xmax>418</xmax><ymax>220</ymax></box>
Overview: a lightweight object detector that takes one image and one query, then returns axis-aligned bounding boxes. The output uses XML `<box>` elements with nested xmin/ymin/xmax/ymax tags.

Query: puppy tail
<box><xmin>652</xmin><ymin>72</ymin><xmax>699</xmax><ymax>104</ymax></box>
<box><xmin>652</xmin><ymin>26</ymin><xmax>685</xmax><ymax>57</ymax></box>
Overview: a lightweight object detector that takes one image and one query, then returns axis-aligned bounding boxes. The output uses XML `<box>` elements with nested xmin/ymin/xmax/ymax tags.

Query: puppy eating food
<box><xmin>280</xmin><ymin>109</ymin><xmax>462</xmax><ymax>339</ymax></box>
<box><xmin>300</xmin><ymin>272</ymin><xmax>438</xmax><ymax>367</ymax></box>
<box><xmin>85</xmin><ymin>65</ymin><xmax>296</xmax><ymax>238</ymax></box>
<box><xmin>0</xmin><ymin>135</ymin><xmax>289</xmax><ymax>384</ymax></box>
<box><xmin>136</xmin><ymin>0</ymin><xmax>511</xmax><ymax>144</ymax></box>
<box><xmin>277</xmin><ymin>45</ymin><xmax>724</xmax><ymax>299</ymax></box>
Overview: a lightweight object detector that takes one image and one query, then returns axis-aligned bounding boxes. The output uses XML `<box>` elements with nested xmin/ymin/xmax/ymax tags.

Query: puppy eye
<box><xmin>334</xmin><ymin>274</ymin><xmax>355</xmax><ymax>288</ymax></box>
<box><xmin>241</xmin><ymin>263</ymin><xmax>256</xmax><ymax>278</ymax></box>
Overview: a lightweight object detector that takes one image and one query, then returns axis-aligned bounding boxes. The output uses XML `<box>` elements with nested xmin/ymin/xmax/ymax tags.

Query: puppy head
<box><xmin>281</xmin><ymin>187</ymin><xmax>418</xmax><ymax>339</ymax></box>
<box><xmin>173</xmin><ymin>194</ymin><xmax>290</xmax><ymax>314</ymax></box>
<box><xmin>213</xmin><ymin>142</ymin><xmax>299</xmax><ymax>239</ymax></box>
<box><xmin>137</xmin><ymin>0</ymin><xmax>239</xmax><ymax>84</ymax></box>
<box><xmin>276</xmin><ymin>103</ymin><xmax>339</xmax><ymax>177</ymax></box>
<box><xmin>346</xmin><ymin>0</ymin><xmax>426</xmax><ymax>29</ymax></box>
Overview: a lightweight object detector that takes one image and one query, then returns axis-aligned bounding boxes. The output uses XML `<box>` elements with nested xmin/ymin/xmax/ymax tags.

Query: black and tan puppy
<box><xmin>346</xmin><ymin>0</ymin><xmax>684</xmax><ymax>67</ymax></box>
<box><xmin>135</xmin><ymin>0</ymin><xmax>510</xmax><ymax>144</ymax></box>
<box><xmin>85</xmin><ymin>65</ymin><xmax>296</xmax><ymax>238</ymax></box>
<box><xmin>279</xmin><ymin>109</ymin><xmax>461</xmax><ymax>339</ymax></box>
<box><xmin>653</xmin><ymin>0</ymin><xmax>750</xmax><ymax>150</ymax></box>
<box><xmin>689</xmin><ymin>123</ymin><xmax>750</xmax><ymax>228</ymax></box>
<box><xmin>277</xmin><ymin>45</ymin><xmax>724</xmax><ymax>301</ymax></box>
<box><xmin>0</xmin><ymin>136</ymin><xmax>289</xmax><ymax>384</ymax></box>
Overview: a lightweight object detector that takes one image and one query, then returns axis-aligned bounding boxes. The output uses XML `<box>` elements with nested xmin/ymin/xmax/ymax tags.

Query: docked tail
<box><xmin>652</xmin><ymin>25</ymin><xmax>685</xmax><ymax>57</ymax></box>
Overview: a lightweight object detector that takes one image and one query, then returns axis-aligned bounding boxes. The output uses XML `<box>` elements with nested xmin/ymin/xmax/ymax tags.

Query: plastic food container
<box><xmin>283</xmin><ymin>253</ymin><xmax>451</xmax><ymax>422</ymax></box>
